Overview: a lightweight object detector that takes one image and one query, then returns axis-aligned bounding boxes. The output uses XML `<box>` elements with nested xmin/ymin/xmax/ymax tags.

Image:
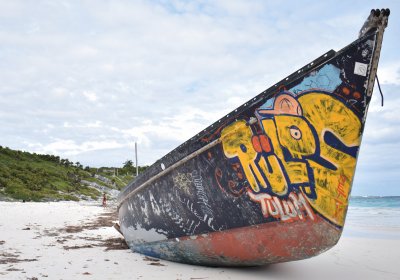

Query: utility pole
<box><xmin>135</xmin><ymin>142</ymin><xmax>138</xmax><ymax>177</ymax></box>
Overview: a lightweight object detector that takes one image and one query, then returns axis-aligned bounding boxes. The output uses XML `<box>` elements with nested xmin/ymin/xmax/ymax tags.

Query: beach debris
<box><xmin>143</xmin><ymin>256</ymin><xmax>160</xmax><ymax>262</ymax></box>
<box><xmin>56</xmin><ymin>239</ymin><xmax>68</xmax><ymax>244</ymax></box>
<box><xmin>149</xmin><ymin>262</ymin><xmax>165</xmax><ymax>266</ymax></box>
<box><xmin>6</xmin><ymin>267</ymin><xmax>23</xmax><ymax>272</ymax></box>
<box><xmin>0</xmin><ymin>251</ymin><xmax>37</xmax><ymax>265</ymax></box>
<box><xmin>34</xmin><ymin>210</ymin><xmax>129</xmax><ymax>252</ymax></box>
<box><xmin>143</xmin><ymin>256</ymin><xmax>166</xmax><ymax>266</ymax></box>
<box><xmin>63</xmin><ymin>244</ymin><xmax>93</xmax><ymax>250</ymax></box>
<box><xmin>103</xmin><ymin>237</ymin><xmax>129</xmax><ymax>251</ymax></box>
<box><xmin>43</xmin><ymin>229</ymin><xmax>59</xmax><ymax>237</ymax></box>
<box><xmin>60</xmin><ymin>211</ymin><xmax>118</xmax><ymax>233</ymax></box>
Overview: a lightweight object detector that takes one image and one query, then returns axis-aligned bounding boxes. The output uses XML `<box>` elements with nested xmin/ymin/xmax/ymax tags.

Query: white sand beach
<box><xmin>1</xmin><ymin>201</ymin><xmax>399</xmax><ymax>280</ymax></box>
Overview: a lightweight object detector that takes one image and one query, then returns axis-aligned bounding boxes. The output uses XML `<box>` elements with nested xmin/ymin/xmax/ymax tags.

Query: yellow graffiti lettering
<box><xmin>221</xmin><ymin>92</ymin><xmax>361</xmax><ymax>227</ymax></box>
<box><xmin>298</xmin><ymin>93</ymin><xmax>361</xmax><ymax>226</ymax></box>
<box><xmin>261</xmin><ymin>118</ymin><xmax>310</xmax><ymax>188</ymax></box>
<box><xmin>221</xmin><ymin>120</ymin><xmax>265</xmax><ymax>192</ymax></box>
<box><xmin>264</xmin><ymin>155</ymin><xmax>287</xmax><ymax>195</ymax></box>
<box><xmin>220</xmin><ymin>120</ymin><xmax>288</xmax><ymax>194</ymax></box>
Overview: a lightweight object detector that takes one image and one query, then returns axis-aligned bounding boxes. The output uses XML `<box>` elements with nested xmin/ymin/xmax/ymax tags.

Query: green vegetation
<box><xmin>0</xmin><ymin>146</ymin><xmax>146</xmax><ymax>202</ymax></box>
<box><xmin>121</xmin><ymin>160</ymin><xmax>148</xmax><ymax>175</ymax></box>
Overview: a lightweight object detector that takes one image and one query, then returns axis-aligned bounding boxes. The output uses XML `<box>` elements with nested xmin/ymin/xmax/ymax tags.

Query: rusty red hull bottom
<box><xmin>128</xmin><ymin>216</ymin><xmax>341</xmax><ymax>266</ymax></box>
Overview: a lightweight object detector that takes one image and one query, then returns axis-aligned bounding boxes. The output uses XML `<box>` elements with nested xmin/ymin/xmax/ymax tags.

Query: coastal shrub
<box><xmin>0</xmin><ymin>145</ymin><xmax>146</xmax><ymax>201</ymax></box>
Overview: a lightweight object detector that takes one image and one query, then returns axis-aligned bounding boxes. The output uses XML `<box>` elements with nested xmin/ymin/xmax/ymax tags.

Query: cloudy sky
<box><xmin>1</xmin><ymin>0</ymin><xmax>399</xmax><ymax>196</ymax></box>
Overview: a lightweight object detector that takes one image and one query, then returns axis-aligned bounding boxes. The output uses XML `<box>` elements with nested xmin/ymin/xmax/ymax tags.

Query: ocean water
<box><xmin>343</xmin><ymin>196</ymin><xmax>400</xmax><ymax>239</ymax></box>
<box><xmin>349</xmin><ymin>196</ymin><xmax>400</xmax><ymax>208</ymax></box>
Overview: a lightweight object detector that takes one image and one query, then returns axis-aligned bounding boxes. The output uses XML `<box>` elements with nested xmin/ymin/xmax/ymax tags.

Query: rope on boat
<box><xmin>376</xmin><ymin>74</ymin><xmax>384</xmax><ymax>107</ymax></box>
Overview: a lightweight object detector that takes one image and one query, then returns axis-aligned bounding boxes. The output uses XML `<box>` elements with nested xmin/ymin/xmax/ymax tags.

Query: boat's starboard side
<box><xmin>118</xmin><ymin>9</ymin><xmax>389</xmax><ymax>266</ymax></box>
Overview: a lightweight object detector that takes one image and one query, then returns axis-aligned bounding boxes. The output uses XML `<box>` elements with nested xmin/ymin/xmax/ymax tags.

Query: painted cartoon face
<box><xmin>274</xmin><ymin>115</ymin><xmax>316</xmax><ymax>159</ymax></box>
<box><xmin>221</xmin><ymin>87</ymin><xmax>363</xmax><ymax>227</ymax></box>
<box><xmin>257</xmin><ymin>93</ymin><xmax>316</xmax><ymax>159</ymax></box>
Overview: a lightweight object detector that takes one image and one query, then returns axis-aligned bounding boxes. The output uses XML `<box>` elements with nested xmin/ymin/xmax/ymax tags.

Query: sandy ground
<box><xmin>0</xmin><ymin>201</ymin><xmax>399</xmax><ymax>280</ymax></box>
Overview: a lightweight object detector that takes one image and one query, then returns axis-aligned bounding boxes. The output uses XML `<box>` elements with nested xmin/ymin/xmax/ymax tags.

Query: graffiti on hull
<box><xmin>221</xmin><ymin>86</ymin><xmax>361</xmax><ymax>226</ymax></box>
<box><xmin>120</xmin><ymin>36</ymin><xmax>377</xmax><ymax>241</ymax></box>
<box><xmin>248</xmin><ymin>190</ymin><xmax>315</xmax><ymax>222</ymax></box>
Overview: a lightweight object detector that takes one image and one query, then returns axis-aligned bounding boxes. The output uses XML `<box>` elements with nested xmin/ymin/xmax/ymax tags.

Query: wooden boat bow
<box><xmin>117</xmin><ymin>9</ymin><xmax>390</xmax><ymax>266</ymax></box>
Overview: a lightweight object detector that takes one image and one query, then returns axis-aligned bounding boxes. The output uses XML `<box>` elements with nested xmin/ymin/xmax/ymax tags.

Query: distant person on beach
<box><xmin>102</xmin><ymin>192</ymin><xmax>107</xmax><ymax>207</ymax></box>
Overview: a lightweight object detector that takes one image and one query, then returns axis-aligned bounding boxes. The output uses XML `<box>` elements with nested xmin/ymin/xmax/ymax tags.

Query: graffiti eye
<box><xmin>289</xmin><ymin>126</ymin><xmax>302</xmax><ymax>140</ymax></box>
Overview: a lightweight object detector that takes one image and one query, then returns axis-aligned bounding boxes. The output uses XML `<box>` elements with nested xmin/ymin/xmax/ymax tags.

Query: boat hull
<box><xmin>118</xmin><ymin>14</ymin><xmax>388</xmax><ymax>265</ymax></box>
<box><xmin>127</xmin><ymin>215</ymin><xmax>340</xmax><ymax>266</ymax></box>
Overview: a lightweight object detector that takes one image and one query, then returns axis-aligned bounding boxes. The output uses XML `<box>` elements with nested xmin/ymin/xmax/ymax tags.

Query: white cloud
<box><xmin>377</xmin><ymin>62</ymin><xmax>400</xmax><ymax>85</ymax></box>
<box><xmin>63</xmin><ymin>121</ymin><xmax>102</xmax><ymax>129</ymax></box>
<box><xmin>30</xmin><ymin>139</ymin><xmax>124</xmax><ymax>156</ymax></box>
<box><xmin>73</xmin><ymin>45</ymin><xmax>99</xmax><ymax>58</ymax></box>
<box><xmin>82</xmin><ymin>91</ymin><xmax>98</xmax><ymax>102</ymax></box>
<box><xmin>52</xmin><ymin>87</ymin><xmax>69</xmax><ymax>97</ymax></box>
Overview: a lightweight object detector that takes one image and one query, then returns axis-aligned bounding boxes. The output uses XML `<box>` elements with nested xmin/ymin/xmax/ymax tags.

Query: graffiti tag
<box><xmin>248</xmin><ymin>191</ymin><xmax>314</xmax><ymax>222</ymax></box>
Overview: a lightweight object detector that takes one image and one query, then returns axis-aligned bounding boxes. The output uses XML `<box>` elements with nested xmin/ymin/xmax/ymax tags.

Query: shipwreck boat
<box><xmin>117</xmin><ymin>9</ymin><xmax>390</xmax><ymax>266</ymax></box>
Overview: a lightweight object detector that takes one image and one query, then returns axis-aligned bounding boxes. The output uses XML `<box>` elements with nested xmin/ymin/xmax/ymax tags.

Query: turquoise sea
<box><xmin>344</xmin><ymin>196</ymin><xmax>400</xmax><ymax>239</ymax></box>
<box><xmin>350</xmin><ymin>196</ymin><xmax>400</xmax><ymax>208</ymax></box>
